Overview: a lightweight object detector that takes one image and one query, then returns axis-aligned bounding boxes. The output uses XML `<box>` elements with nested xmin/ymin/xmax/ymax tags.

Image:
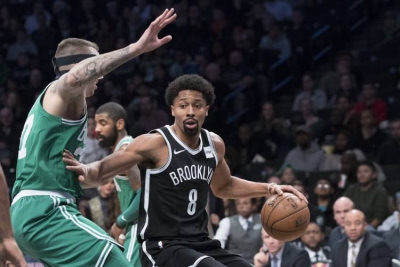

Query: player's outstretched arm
<box><xmin>0</xmin><ymin>165</ymin><xmax>27</xmax><ymax>267</ymax></box>
<box><xmin>55</xmin><ymin>8</ymin><xmax>176</xmax><ymax>99</ymax></box>
<box><xmin>209</xmin><ymin>133</ymin><xmax>307</xmax><ymax>202</ymax></box>
<box><xmin>63</xmin><ymin>133</ymin><xmax>161</xmax><ymax>186</ymax></box>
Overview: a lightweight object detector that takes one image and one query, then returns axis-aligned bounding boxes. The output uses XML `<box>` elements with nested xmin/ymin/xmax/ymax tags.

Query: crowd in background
<box><xmin>1</xmin><ymin>0</ymin><xmax>400</xmax><ymax>265</ymax></box>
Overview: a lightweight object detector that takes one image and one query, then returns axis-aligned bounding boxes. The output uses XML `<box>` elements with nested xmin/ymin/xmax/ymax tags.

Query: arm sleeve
<box><xmin>213</xmin><ymin>217</ymin><xmax>231</xmax><ymax>248</ymax></box>
<box><xmin>116</xmin><ymin>189</ymin><xmax>141</xmax><ymax>228</ymax></box>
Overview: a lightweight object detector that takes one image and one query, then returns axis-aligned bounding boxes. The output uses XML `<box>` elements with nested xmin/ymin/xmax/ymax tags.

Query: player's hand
<box><xmin>110</xmin><ymin>223</ymin><xmax>125</xmax><ymax>244</ymax></box>
<box><xmin>63</xmin><ymin>150</ymin><xmax>94</xmax><ymax>185</ymax></box>
<box><xmin>0</xmin><ymin>238</ymin><xmax>27</xmax><ymax>267</ymax></box>
<box><xmin>135</xmin><ymin>8</ymin><xmax>176</xmax><ymax>54</ymax></box>
<box><xmin>268</xmin><ymin>183</ymin><xmax>308</xmax><ymax>203</ymax></box>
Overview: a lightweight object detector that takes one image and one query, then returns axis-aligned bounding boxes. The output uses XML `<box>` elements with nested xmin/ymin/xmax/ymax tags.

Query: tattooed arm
<box><xmin>42</xmin><ymin>9</ymin><xmax>176</xmax><ymax>120</ymax></box>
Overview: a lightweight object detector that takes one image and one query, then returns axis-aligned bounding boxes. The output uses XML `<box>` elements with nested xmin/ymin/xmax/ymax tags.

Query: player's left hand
<box><xmin>0</xmin><ymin>237</ymin><xmax>28</xmax><ymax>267</ymax></box>
<box><xmin>268</xmin><ymin>183</ymin><xmax>308</xmax><ymax>203</ymax></box>
<box><xmin>135</xmin><ymin>8</ymin><xmax>177</xmax><ymax>54</ymax></box>
<box><xmin>110</xmin><ymin>223</ymin><xmax>125</xmax><ymax>245</ymax></box>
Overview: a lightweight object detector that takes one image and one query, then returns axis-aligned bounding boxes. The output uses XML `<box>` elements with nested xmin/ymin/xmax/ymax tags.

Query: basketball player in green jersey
<box><xmin>94</xmin><ymin>102</ymin><xmax>142</xmax><ymax>266</ymax></box>
<box><xmin>10</xmin><ymin>9</ymin><xmax>176</xmax><ymax>267</ymax></box>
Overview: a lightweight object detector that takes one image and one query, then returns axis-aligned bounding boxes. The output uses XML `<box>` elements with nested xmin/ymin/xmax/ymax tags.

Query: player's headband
<box><xmin>52</xmin><ymin>54</ymin><xmax>96</xmax><ymax>79</ymax></box>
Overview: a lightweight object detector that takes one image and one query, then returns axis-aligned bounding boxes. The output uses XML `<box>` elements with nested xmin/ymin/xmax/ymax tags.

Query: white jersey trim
<box><xmin>142</xmin><ymin>241</ymin><xmax>156</xmax><ymax>266</ymax></box>
<box><xmin>166</xmin><ymin>125</ymin><xmax>203</xmax><ymax>155</ymax></box>
<box><xmin>204</xmin><ymin>129</ymin><xmax>218</xmax><ymax>166</ymax></box>
<box><xmin>189</xmin><ymin>255</ymin><xmax>209</xmax><ymax>267</ymax></box>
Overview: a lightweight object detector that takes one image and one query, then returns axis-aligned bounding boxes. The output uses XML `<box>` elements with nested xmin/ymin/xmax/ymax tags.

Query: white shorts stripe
<box><xmin>142</xmin><ymin>241</ymin><xmax>156</xmax><ymax>266</ymax></box>
<box><xmin>189</xmin><ymin>255</ymin><xmax>209</xmax><ymax>267</ymax></box>
<box><xmin>95</xmin><ymin>242</ymin><xmax>113</xmax><ymax>267</ymax></box>
<box><xmin>126</xmin><ymin>224</ymin><xmax>137</xmax><ymax>261</ymax></box>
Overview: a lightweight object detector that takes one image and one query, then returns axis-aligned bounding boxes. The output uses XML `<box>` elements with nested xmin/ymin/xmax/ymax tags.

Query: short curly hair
<box><xmin>165</xmin><ymin>74</ymin><xmax>215</xmax><ymax>106</ymax></box>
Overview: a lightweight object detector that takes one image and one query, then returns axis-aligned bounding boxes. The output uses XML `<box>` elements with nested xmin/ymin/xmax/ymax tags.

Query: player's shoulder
<box><xmin>130</xmin><ymin>132</ymin><xmax>166</xmax><ymax>151</ymax></box>
<box><xmin>208</xmin><ymin>131</ymin><xmax>225</xmax><ymax>151</ymax></box>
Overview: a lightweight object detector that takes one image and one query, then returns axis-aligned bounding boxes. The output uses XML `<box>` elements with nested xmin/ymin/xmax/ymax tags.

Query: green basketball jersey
<box><xmin>113</xmin><ymin>136</ymin><xmax>136</xmax><ymax>211</ymax></box>
<box><xmin>12</xmin><ymin>83</ymin><xmax>87</xmax><ymax>199</ymax></box>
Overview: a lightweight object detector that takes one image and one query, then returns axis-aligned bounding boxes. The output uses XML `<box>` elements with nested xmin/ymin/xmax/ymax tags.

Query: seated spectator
<box><xmin>336</xmin><ymin>94</ymin><xmax>359</xmax><ymax>133</ymax></box>
<box><xmin>378</xmin><ymin>194</ymin><xmax>400</xmax><ymax>260</ymax></box>
<box><xmin>297</xmin><ymin>97</ymin><xmax>326</xmax><ymax>142</ymax></box>
<box><xmin>376</xmin><ymin>118</ymin><xmax>400</xmax><ymax>165</ymax></box>
<box><xmin>283</xmin><ymin>125</ymin><xmax>326</xmax><ymax>172</ymax></box>
<box><xmin>368</xmin><ymin>11</ymin><xmax>400</xmax><ymax>48</ymax></box>
<box><xmin>214</xmin><ymin>198</ymin><xmax>263</xmax><ymax>263</ymax></box>
<box><xmin>259</xmin><ymin>23</ymin><xmax>291</xmax><ymax>60</ymax></box>
<box><xmin>292</xmin><ymin>72</ymin><xmax>327</xmax><ymax>112</ymax></box>
<box><xmin>278</xmin><ymin>165</ymin><xmax>297</xmax><ymax>185</ymax></box>
<box><xmin>330</xmin><ymin>209</ymin><xmax>391</xmax><ymax>267</ymax></box>
<box><xmin>310</xmin><ymin>178</ymin><xmax>336</xmax><ymax>229</ymax></box>
<box><xmin>6</xmin><ymin>30</ymin><xmax>38</xmax><ymax>62</ymax></box>
<box><xmin>129</xmin><ymin>95</ymin><xmax>170</xmax><ymax>134</ymax></box>
<box><xmin>300</xmin><ymin>222</ymin><xmax>331</xmax><ymax>265</ymax></box>
<box><xmin>378</xmin><ymin>194</ymin><xmax>400</xmax><ymax>232</ymax></box>
<box><xmin>352</xmin><ymin>82</ymin><xmax>388</xmax><ymax>124</ymax></box>
<box><xmin>329</xmin><ymin>197</ymin><xmax>378</xmax><ymax>247</ymax></box>
<box><xmin>263</xmin><ymin>0</ymin><xmax>293</xmax><ymax>22</ymax></box>
<box><xmin>353</xmin><ymin>109</ymin><xmax>387</xmax><ymax>160</ymax></box>
<box><xmin>319</xmin><ymin>56</ymin><xmax>357</xmax><ymax>99</ymax></box>
<box><xmin>253</xmin><ymin>228</ymin><xmax>310</xmax><ymax>267</ymax></box>
<box><xmin>344</xmin><ymin>160</ymin><xmax>389</xmax><ymax>228</ymax></box>
<box><xmin>330</xmin><ymin>74</ymin><xmax>359</xmax><ymax>108</ymax></box>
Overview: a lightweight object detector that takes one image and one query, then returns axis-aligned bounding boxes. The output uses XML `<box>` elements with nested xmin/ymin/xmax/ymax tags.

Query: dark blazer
<box><xmin>264</xmin><ymin>242</ymin><xmax>311</xmax><ymax>267</ymax></box>
<box><xmin>378</xmin><ymin>227</ymin><xmax>400</xmax><ymax>259</ymax></box>
<box><xmin>329</xmin><ymin>225</ymin><xmax>378</xmax><ymax>247</ymax></box>
<box><xmin>330</xmin><ymin>232</ymin><xmax>392</xmax><ymax>267</ymax></box>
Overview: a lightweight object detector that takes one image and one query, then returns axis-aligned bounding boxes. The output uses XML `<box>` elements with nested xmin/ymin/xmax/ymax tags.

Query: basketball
<box><xmin>261</xmin><ymin>192</ymin><xmax>310</xmax><ymax>241</ymax></box>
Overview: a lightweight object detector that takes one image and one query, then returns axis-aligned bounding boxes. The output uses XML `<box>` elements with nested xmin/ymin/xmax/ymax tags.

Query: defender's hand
<box><xmin>135</xmin><ymin>8</ymin><xmax>177</xmax><ymax>53</ymax></box>
<box><xmin>63</xmin><ymin>150</ymin><xmax>91</xmax><ymax>184</ymax></box>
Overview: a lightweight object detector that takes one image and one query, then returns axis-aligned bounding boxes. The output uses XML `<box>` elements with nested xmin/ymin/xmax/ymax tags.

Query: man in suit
<box><xmin>331</xmin><ymin>209</ymin><xmax>391</xmax><ymax>267</ymax></box>
<box><xmin>329</xmin><ymin>197</ymin><xmax>377</xmax><ymax>246</ymax></box>
<box><xmin>253</xmin><ymin>229</ymin><xmax>311</xmax><ymax>267</ymax></box>
<box><xmin>301</xmin><ymin>222</ymin><xmax>331</xmax><ymax>266</ymax></box>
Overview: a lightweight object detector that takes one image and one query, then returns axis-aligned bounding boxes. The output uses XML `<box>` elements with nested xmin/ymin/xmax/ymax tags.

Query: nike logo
<box><xmin>174</xmin><ymin>149</ymin><xmax>185</xmax><ymax>154</ymax></box>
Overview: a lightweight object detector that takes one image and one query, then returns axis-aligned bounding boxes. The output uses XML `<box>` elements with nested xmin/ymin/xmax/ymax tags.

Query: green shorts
<box><xmin>11</xmin><ymin>191</ymin><xmax>131</xmax><ymax>267</ymax></box>
<box><xmin>124</xmin><ymin>224</ymin><xmax>141</xmax><ymax>266</ymax></box>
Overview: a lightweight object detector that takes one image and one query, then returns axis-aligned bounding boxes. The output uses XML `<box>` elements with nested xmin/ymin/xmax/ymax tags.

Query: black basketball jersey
<box><xmin>138</xmin><ymin>125</ymin><xmax>218</xmax><ymax>242</ymax></box>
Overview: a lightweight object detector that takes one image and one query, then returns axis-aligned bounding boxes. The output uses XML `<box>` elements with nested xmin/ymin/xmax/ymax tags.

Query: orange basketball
<box><xmin>261</xmin><ymin>192</ymin><xmax>310</xmax><ymax>241</ymax></box>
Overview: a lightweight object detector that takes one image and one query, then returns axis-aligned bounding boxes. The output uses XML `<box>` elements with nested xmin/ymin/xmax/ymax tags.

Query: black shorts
<box><xmin>140</xmin><ymin>239</ymin><xmax>254</xmax><ymax>267</ymax></box>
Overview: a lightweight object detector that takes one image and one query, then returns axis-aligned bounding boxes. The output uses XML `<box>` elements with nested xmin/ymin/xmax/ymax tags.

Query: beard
<box><xmin>183</xmin><ymin>119</ymin><xmax>199</xmax><ymax>136</ymax></box>
<box><xmin>98</xmin><ymin>126</ymin><xmax>118</xmax><ymax>148</ymax></box>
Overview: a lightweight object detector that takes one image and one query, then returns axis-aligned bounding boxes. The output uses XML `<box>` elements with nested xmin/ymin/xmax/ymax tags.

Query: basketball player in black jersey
<box><xmin>64</xmin><ymin>74</ymin><xmax>307</xmax><ymax>267</ymax></box>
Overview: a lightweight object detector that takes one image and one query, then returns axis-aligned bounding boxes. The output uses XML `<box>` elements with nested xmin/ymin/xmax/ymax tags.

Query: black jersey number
<box><xmin>187</xmin><ymin>189</ymin><xmax>198</xmax><ymax>215</ymax></box>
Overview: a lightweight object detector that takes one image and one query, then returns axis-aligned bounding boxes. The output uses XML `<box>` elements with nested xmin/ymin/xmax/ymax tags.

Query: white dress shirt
<box><xmin>304</xmin><ymin>246</ymin><xmax>328</xmax><ymax>262</ymax></box>
<box><xmin>347</xmin><ymin>237</ymin><xmax>364</xmax><ymax>267</ymax></box>
<box><xmin>214</xmin><ymin>215</ymin><xmax>254</xmax><ymax>248</ymax></box>
<box><xmin>270</xmin><ymin>246</ymin><xmax>284</xmax><ymax>267</ymax></box>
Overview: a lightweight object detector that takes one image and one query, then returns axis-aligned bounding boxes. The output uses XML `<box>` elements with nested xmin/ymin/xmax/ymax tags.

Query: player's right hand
<box><xmin>0</xmin><ymin>238</ymin><xmax>28</xmax><ymax>267</ymax></box>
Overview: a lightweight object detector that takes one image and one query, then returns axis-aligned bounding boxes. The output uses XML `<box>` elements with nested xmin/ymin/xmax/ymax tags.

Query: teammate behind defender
<box><xmin>63</xmin><ymin>74</ymin><xmax>307</xmax><ymax>267</ymax></box>
<box><xmin>10</xmin><ymin>9</ymin><xmax>176</xmax><ymax>267</ymax></box>
<box><xmin>95</xmin><ymin>102</ymin><xmax>142</xmax><ymax>266</ymax></box>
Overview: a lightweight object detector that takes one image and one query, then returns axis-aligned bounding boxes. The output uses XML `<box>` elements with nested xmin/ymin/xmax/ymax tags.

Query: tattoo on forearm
<box><xmin>67</xmin><ymin>46</ymin><xmax>133</xmax><ymax>88</ymax></box>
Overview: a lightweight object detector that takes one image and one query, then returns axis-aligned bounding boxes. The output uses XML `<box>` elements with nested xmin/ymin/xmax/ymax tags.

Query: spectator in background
<box><xmin>344</xmin><ymin>160</ymin><xmax>389</xmax><ymax>228</ymax></box>
<box><xmin>353</xmin><ymin>109</ymin><xmax>387</xmax><ymax>160</ymax></box>
<box><xmin>263</xmin><ymin>0</ymin><xmax>293</xmax><ymax>22</ymax></box>
<box><xmin>279</xmin><ymin>165</ymin><xmax>297</xmax><ymax>185</ymax></box>
<box><xmin>311</xmin><ymin>178</ymin><xmax>336</xmax><ymax>229</ymax></box>
<box><xmin>352</xmin><ymin>82</ymin><xmax>388</xmax><ymax>124</ymax></box>
<box><xmin>319</xmin><ymin>56</ymin><xmax>357</xmax><ymax>99</ymax></box>
<box><xmin>253</xmin><ymin>228</ymin><xmax>310</xmax><ymax>267</ymax></box>
<box><xmin>24</xmin><ymin>2</ymin><xmax>52</xmax><ymax>35</ymax></box>
<box><xmin>4</xmin><ymin>91</ymin><xmax>27</xmax><ymax>124</ymax></box>
<box><xmin>283</xmin><ymin>125</ymin><xmax>326</xmax><ymax>172</ymax></box>
<box><xmin>328</xmin><ymin>73</ymin><xmax>359</xmax><ymax>107</ymax></box>
<box><xmin>336</xmin><ymin>94</ymin><xmax>359</xmax><ymax>133</ymax></box>
<box><xmin>376</xmin><ymin>118</ymin><xmax>400</xmax><ymax>165</ymax></box>
<box><xmin>259</xmin><ymin>23</ymin><xmax>292</xmax><ymax>60</ymax></box>
<box><xmin>214</xmin><ymin>198</ymin><xmax>263</xmax><ymax>263</ymax></box>
<box><xmin>296</xmin><ymin>98</ymin><xmax>326</xmax><ymax>142</ymax></box>
<box><xmin>6</xmin><ymin>30</ymin><xmax>38</xmax><ymax>62</ymax></box>
<box><xmin>330</xmin><ymin>209</ymin><xmax>391</xmax><ymax>267</ymax></box>
<box><xmin>292</xmin><ymin>72</ymin><xmax>327</xmax><ymax>112</ymax></box>
<box><xmin>130</xmin><ymin>95</ymin><xmax>170</xmax><ymax>134</ymax></box>
<box><xmin>0</xmin><ymin>106</ymin><xmax>21</xmax><ymax>188</ymax></box>
<box><xmin>300</xmin><ymin>222</ymin><xmax>331</xmax><ymax>265</ymax></box>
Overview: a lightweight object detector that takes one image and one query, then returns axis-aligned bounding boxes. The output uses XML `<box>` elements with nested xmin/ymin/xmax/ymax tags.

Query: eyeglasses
<box><xmin>316</xmin><ymin>184</ymin><xmax>330</xmax><ymax>189</ymax></box>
